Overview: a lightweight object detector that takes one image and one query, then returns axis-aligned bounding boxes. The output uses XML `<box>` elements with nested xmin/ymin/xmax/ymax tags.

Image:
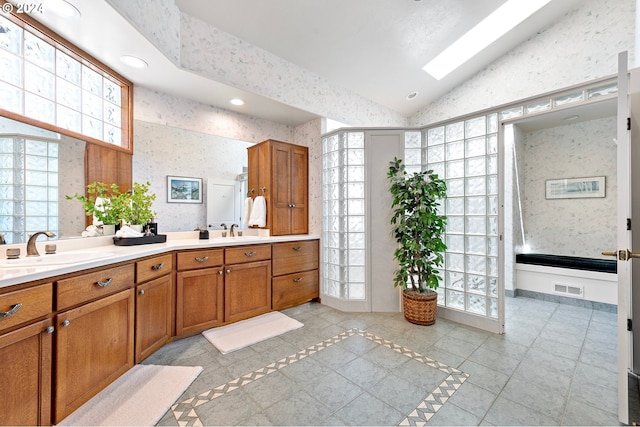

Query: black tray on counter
<box><xmin>113</xmin><ymin>234</ymin><xmax>167</xmax><ymax>246</ymax></box>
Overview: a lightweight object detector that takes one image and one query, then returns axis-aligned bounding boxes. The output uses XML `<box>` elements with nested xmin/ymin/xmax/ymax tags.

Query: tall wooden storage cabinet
<box><xmin>247</xmin><ymin>139</ymin><xmax>308</xmax><ymax>235</ymax></box>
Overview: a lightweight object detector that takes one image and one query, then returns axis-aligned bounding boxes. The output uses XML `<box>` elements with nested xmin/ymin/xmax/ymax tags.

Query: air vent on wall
<box><xmin>553</xmin><ymin>282</ymin><xmax>584</xmax><ymax>298</ymax></box>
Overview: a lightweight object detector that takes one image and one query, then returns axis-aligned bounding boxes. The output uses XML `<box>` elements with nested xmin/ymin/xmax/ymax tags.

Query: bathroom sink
<box><xmin>0</xmin><ymin>251</ymin><xmax>114</xmax><ymax>268</ymax></box>
<box><xmin>210</xmin><ymin>235</ymin><xmax>264</xmax><ymax>243</ymax></box>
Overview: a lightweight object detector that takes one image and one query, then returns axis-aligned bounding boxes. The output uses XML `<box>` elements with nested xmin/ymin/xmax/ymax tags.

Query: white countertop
<box><xmin>0</xmin><ymin>231</ymin><xmax>320</xmax><ymax>288</ymax></box>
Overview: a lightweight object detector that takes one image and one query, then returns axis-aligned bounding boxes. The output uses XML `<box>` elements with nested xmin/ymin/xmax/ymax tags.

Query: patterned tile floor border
<box><xmin>171</xmin><ymin>328</ymin><xmax>469</xmax><ymax>426</ymax></box>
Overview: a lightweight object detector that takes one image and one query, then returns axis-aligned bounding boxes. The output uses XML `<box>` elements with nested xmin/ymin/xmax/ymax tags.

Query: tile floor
<box><xmin>144</xmin><ymin>296</ymin><xmax>619</xmax><ymax>426</ymax></box>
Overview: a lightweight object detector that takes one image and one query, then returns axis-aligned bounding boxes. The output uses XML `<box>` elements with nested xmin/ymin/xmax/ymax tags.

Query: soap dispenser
<box><xmin>197</xmin><ymin>225</ymin><xmax>209</xmax><ymax>240</ymax></box>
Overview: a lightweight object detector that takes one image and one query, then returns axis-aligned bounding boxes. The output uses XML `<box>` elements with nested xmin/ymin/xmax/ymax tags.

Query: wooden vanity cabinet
<box><xmin>272</xmin><ymin>240</ymin><xmax>319</xmax><ymax>310</ymax></box>
<box><xmin>0</xmin><ymin>284</ymin><xmax>53</xmax><ymax>426</ymax></box>
<box><xmin>247</xmin><ymin>139</ymin><xmax>308</xmax><ymax>235</ymax></box>
<box><xmin>224</xmin><ymin>245</ymin><xmax>272</xmax><ymax>323</ymax></box>
<box><xmin>176</xmin><ymin>249</ymin><xmax>225</xmax><ymax>335</ymax></box>
<box><xmin>135</xmin><ymin>254</ymin><xmax>173</xmax><ymax>362</ymax></box>
<box><xmin>54</xmin><ymin>265</ymin><xmax>135</xmax><ymax>424</ymax></box>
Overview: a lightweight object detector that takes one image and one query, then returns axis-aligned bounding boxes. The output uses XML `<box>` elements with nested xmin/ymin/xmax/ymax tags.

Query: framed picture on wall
<box><xmin>545</xmin><ymin>176</ymin><xmax>605</xmax><ymax>199</ymax></box>
<box><xmin>167</xmin><ymin>176</ymin><xmax>203</xmax><ymax>203</ymax></box>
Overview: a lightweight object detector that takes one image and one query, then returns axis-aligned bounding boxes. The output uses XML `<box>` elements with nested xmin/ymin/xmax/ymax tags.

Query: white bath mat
<box><xmin>58</xmin><ymin>364</ymin><xmax>202</xmax><ymax>426</ymax></box>
<box><xmin>202</xmin><ymin>311</ymin><xmax>303</xmax><ymax>354</ymax></box>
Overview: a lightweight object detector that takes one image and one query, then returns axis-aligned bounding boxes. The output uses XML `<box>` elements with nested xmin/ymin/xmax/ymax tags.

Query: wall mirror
<box><xmin>0</xmin><ymin>114</ymin><xmax>86</xmax><ymax>244</ymax></box>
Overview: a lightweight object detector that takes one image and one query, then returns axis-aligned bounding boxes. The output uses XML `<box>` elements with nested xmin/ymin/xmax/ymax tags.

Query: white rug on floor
<box><xmin>58</xmin><ymin>364</ymin><xmax>202</xmax><ymax>426</ymax></box>
<box><xmin>202</xmin><ymin>311</ymin><xmax>303</xmax><ymax>354</ymax></box>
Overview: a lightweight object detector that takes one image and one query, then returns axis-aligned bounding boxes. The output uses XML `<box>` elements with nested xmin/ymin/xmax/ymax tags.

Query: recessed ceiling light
<box><xmin>119</xmin><ymin>55</ymin><xmax>148</xmax><ymax>68</ymax></box>
<box><xmin>423</xmin><ymin>0</ymin><xmax>552</xmax><ymax>80</ymax></box>
<box><xmin>229</xmin><ymin>98</ymin><xmax>245</xmax><ymax>106</ymax></box>
<box><xmin>46</xmin><ymin>0</ymin><xmax>81</xmax><ymax>18</ymax></box>
<box><xmin>406</xmin><ymin>91</ymin><xmax>418</xmax><ymax>100</ymax></box>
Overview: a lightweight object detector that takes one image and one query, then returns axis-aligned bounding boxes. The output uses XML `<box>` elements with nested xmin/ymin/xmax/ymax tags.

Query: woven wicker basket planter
<box><xmin>402</xmin><ymin>289</ymin><xmax>437</xmax><ymax>325</ymax></box>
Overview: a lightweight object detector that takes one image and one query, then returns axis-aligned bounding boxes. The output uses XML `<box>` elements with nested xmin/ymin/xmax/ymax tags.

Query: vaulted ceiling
<box><xmin>29</xmin><ymin>0</ymin><xmax>585</xmax><ymax>125</ymax></box>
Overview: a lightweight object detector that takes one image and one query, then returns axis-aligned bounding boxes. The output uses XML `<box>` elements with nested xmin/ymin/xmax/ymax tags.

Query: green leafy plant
<box><xmin>123</xmin><ymin>181</ymin><xmax>156</xmax><ymax>225</ymax></box>
<box><xmin>388</xmin><ymin>157</ymin><xmax>447</xmax><ymax>293</ymax></box>
<box><xmin>66</xmin><ymin>181</ymin><xmax>128</xmax><ymax>225</ymax></box>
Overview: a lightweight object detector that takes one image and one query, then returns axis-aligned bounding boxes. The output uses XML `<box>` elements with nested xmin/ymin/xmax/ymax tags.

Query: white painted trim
<box><xmin>515</xmin><ymin>263</ymin><xmax>617</xmax><ymax>305</ymax></box>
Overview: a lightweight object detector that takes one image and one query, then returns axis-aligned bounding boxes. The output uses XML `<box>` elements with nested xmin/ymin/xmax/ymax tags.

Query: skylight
<box><xmin>422</xmin><ymin>0</ymin><xmax>552</xmax><ymax>80</ymax></box>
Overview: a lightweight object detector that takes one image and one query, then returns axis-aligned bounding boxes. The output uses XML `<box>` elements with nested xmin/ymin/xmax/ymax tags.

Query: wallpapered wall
<box><xmin>520</xmin><ymin>116</ymin><xmax>617</xmax><ymax>258</ymax></box>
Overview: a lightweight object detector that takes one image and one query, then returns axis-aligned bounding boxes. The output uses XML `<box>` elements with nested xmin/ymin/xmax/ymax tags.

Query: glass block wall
<box><xmin>404</xmin><ymin>114</ymin><xmax>500</xmax><ymax>318</ymax></box>
<box><xmin>0</xmin><ymin>136</ymin><xmax>58</xmax><ymax>244</ymax></box>
<box><xmin>322</xmin><ymin>131</ymin><xmax>366</xmax><ymax>300</ymax></box>
<box><xmin>0</xmin><ymin>15</ymin><xmax>123</xmax><ymax>145</ymax></box>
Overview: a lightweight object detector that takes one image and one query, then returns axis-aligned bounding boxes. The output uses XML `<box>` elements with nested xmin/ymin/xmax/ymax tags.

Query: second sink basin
<box><xmin>0</xmin><ymin>250</ymin><xmax>114</xmax><ymax>268</ymax></box>
<box><xmin>210</xmin><ymin>235</ymin><xmax>263</xmax><ymax>243</ymax></box>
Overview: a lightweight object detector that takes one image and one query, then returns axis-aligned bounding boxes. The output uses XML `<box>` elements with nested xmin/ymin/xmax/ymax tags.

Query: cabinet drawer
<box><xmin>56</xmin><ymin>264</ymin><xmax>134</xmax><ymax>310</ymax></box>
<box><xmin>136</xmin><ymin>254</ymin><xmax>173</xmax><ymax>283</ymax></box>
<box><xmin>225</xmin><ymin>244</ymin><xmax>271</xmax><ymax>264</ymax></box>
<box><xmin>177</xmin><ymin>249</ymin><xmax>224</xmax><ymax>271</ymax></box>
<box><xmin>272</xmin><ymin>240</ymin><xmax>319</xmax><ymax>276</ymax></box>
<box><xmin>0</xmin><ymin>283</ymin><xmax>52</xmax><ymax>333</ymax></box>
<box><xmin>272</xmin><ymin>269</ymin><xmax>319</xmax><ymax>311</ymax></box>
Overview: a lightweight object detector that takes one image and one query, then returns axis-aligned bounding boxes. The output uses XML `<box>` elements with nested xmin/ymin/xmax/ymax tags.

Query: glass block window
<box><xmin>0</xmin><ymin>13</ymin><xmax>127</xmax><ymax>148</ymax></box>
<box><xmin>407</xmin><ymin>114</ymin><xmax>499</xmax><ymax>318</ymax></box>
<box><xmin>0</xmin><ymin>136</ymin><xmax>58</xmax><ymax>244</ymax></box>
<box><xmin>322</xmin><ymin>131</ymin><xmax>366</xmax><ymax>300</ymax></box>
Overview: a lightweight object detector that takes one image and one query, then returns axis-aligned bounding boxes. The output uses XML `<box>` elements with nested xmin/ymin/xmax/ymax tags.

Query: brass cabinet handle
<box><xmin>245</xmin><ymin>251</ymin><xmax>256</xmax><ymax>257</ymax></box>
<box><xmin>0</xmin><ymin>303</ymin><xmax>22</xmax><ymax>318</ymax></box>
<box><xmin>152</xmin><ymin>263</ymin><xmax>164</xmax><ymax>271</ymax></box>
<box><xmin>195</xmin><ymin>256</ymin><xmax>209</xmax><ymax>263</ymax></box>
<box><xmin>292</xmin><ymin>246</ymin><xmax>302</xmax><ymax>252</ymax></box>
<box><xmin>61</xmin><ymin>319</ymin><xmax>70</xmax><ymax>327</ymax></box>
<box><xmin>293</xmin><ymin>277</ymin><xmax>302</xmax><ymax>283</ymax></box>
<box><xmin>95</xmin><ymin>278</ymin><xmax>113</xmax><ymax>287</ymax></box>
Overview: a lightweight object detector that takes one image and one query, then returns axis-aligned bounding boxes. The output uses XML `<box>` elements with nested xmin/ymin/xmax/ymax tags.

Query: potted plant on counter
<box><xmin>123</xmin><ymin>181</ymin><xmax>156</xmax><ymax>232</ymax></box>
<box><xmin>66</xmin><ymin>181</ymin><xmax>128</xmax><ymax>235</ymax></box>
<box><xmin>388</xmin><ymin>157</ymin><xmax>447</xmax><ymax>325</ymax></box>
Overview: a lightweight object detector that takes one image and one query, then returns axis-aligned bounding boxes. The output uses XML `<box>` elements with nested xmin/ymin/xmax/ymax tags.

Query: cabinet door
<box><xmin>54</xmin><ymin>289</ymin><xmax>134</xmax><ymax>424</ymax></box>
<box><xmin>290</xmin><ymin>145</ymin><xmax>309</xmax><ymax>234</ymax></box>
<box><xmin>176</xmin><ymin>267</ymin><xmax>224</xmax><ymax>335</ymax></box>
<box><xmin>271</xmin><ymin>143</ymin><xmax>293</xmax><ymax>235</ymax></box>
<box><xmin>0</xmin><ymin>319</ymin><xmax>52</xmax><ymax>426</ymax></box>
<box><xmin>135</xmin><ymin>275</ymin><xmax>172</xmax><ymax>363</ymax></box>
<box><xmin>224</xmin><ymin>260</ymin><xmax>271</xmax><ymax>323</ymax></box>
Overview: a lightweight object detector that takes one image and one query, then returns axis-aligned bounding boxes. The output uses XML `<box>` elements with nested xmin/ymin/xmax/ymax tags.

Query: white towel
<box><xmin>242</xmin><ymin>197</ymin><xmax>253</xmax><ymax>225</ymax></box>
<box><xmin>248</xmin><ymin>195</ymin><xmax>266</xmax><ymax>227</ymax></box>
<box><xmin>115</xmin><ymin>225</ymin><xmax>144</xmax><ymax>238</ymax></box>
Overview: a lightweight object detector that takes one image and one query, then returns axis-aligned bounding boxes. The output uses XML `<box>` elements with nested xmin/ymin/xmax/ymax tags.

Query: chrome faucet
<box><xmin>26</xmin><ymin>231</ymin><xmax>56</xmax><ymax>256</ymax></box>
<box><xmin>230</xmin><ymin>223</ymin><xmax>239</xmax><ymax>237</ymax></box>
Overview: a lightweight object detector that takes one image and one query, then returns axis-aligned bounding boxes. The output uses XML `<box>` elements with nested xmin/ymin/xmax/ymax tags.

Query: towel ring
<box><xmin>259</xmin><ymin>187</ymin><xmax>266</xmax><ymax>196</ymax></box>
<box><xmin>247</xmin><ymin>188</ymin><xmax>255</xmax><ymax>196</ymax></box>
